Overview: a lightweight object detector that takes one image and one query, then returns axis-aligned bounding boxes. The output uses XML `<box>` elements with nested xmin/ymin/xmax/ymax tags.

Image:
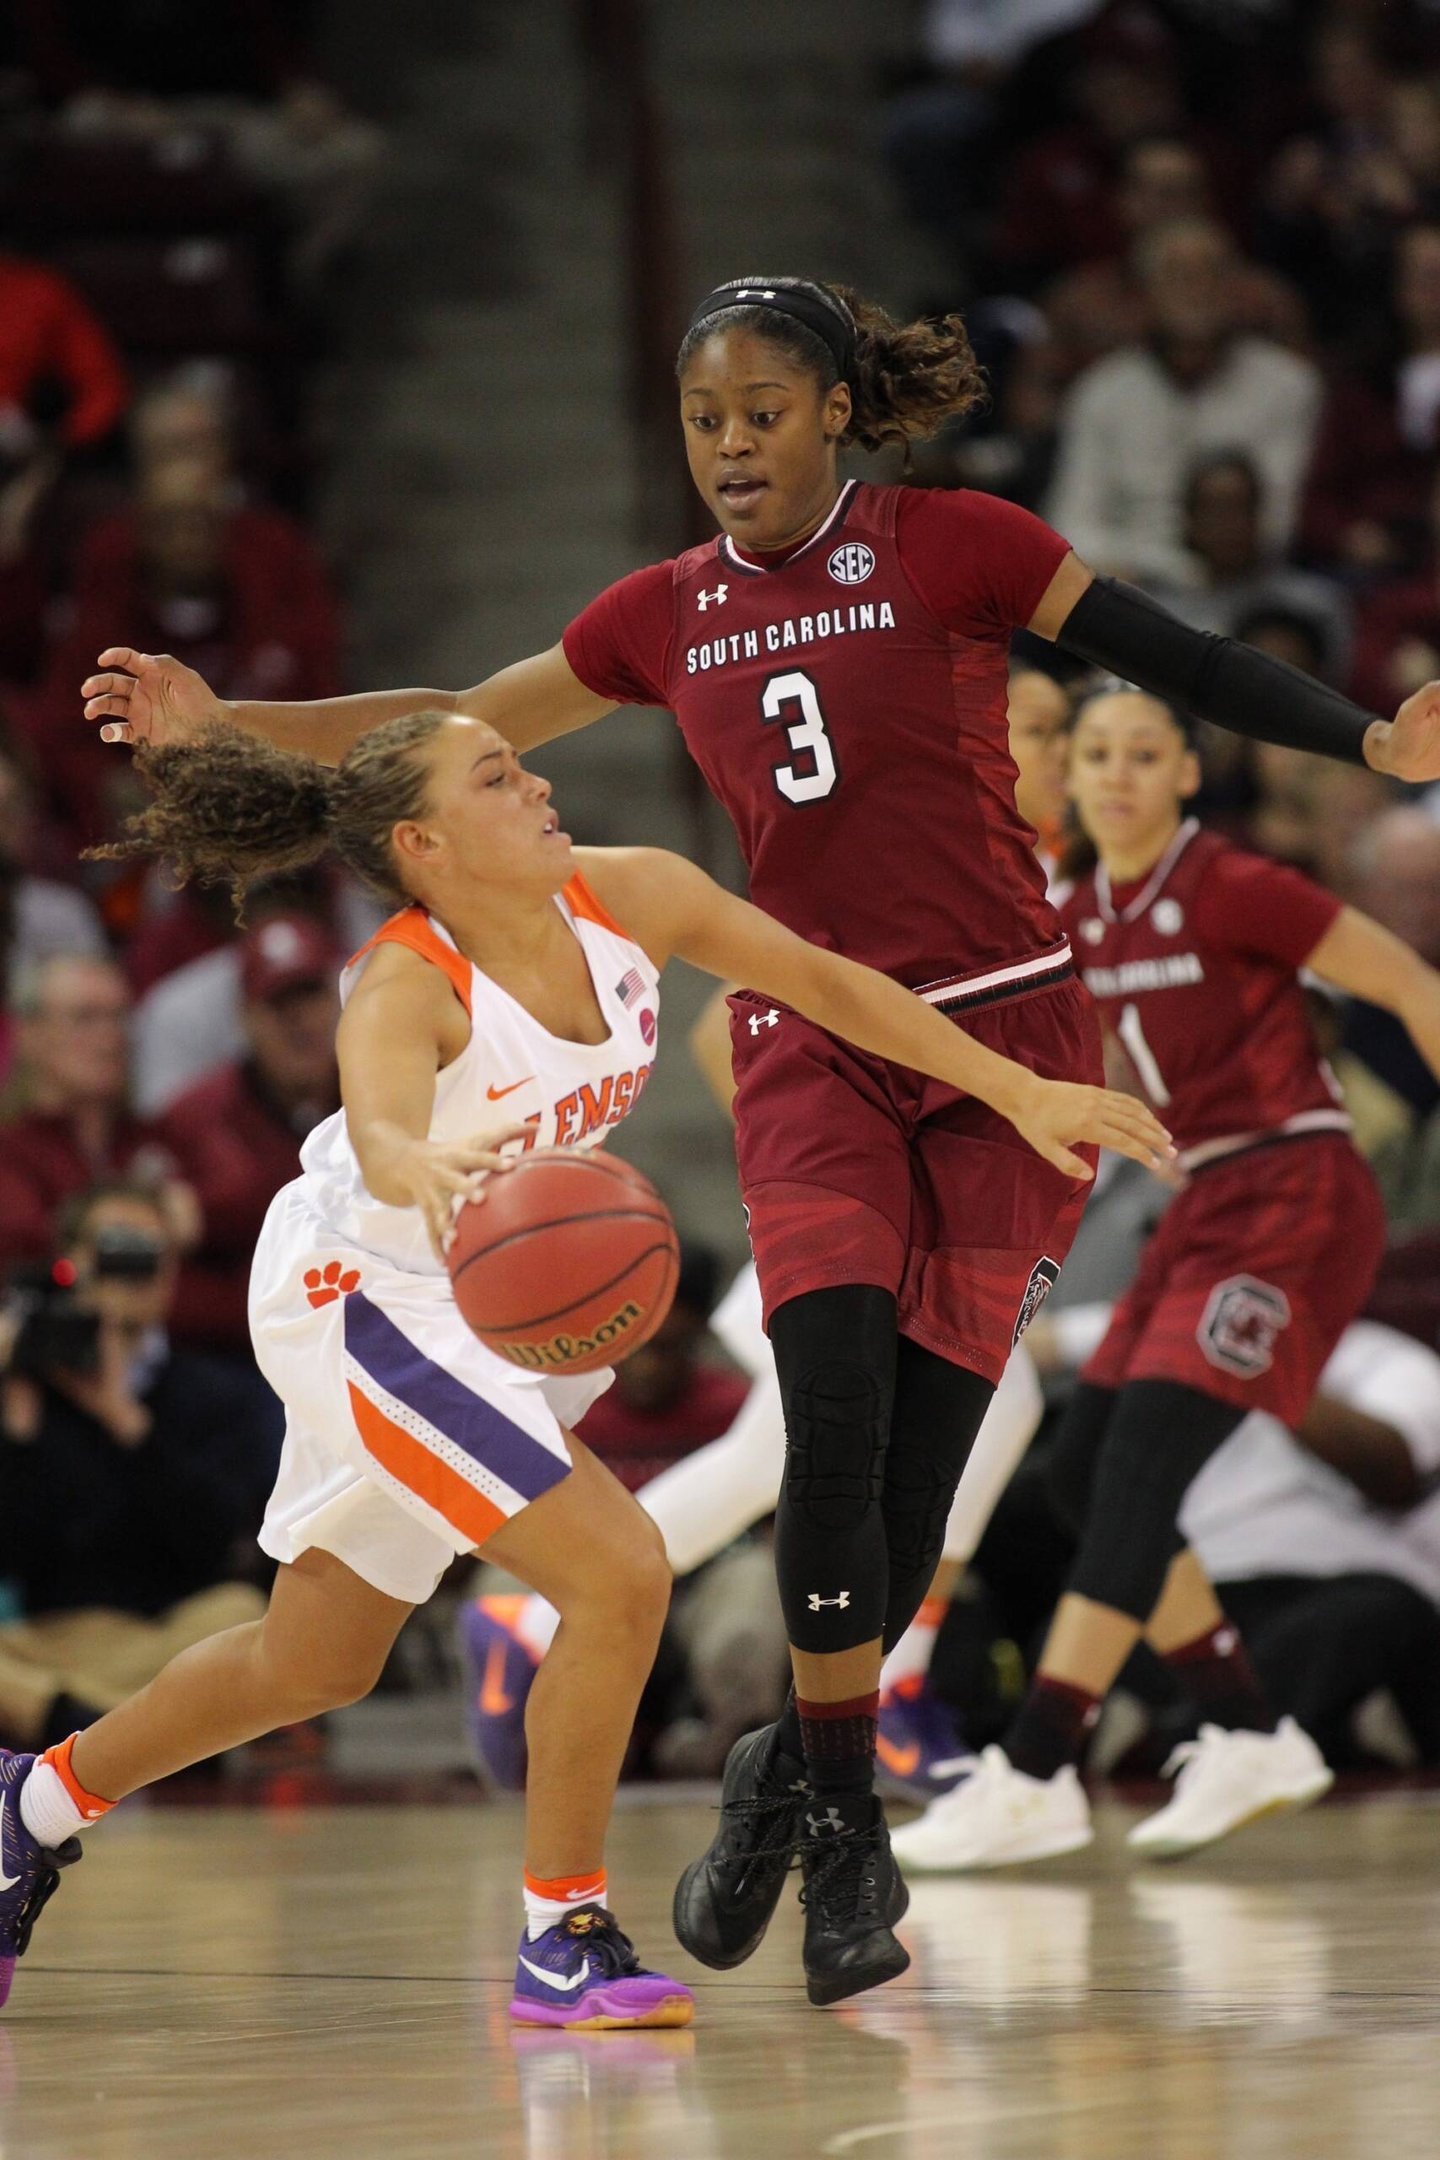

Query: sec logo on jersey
<box><xmin>828</xmin><ymin>541</ymin><xmax>875</xmax><ymax>585</ymax></box>
<box><xmin>1151</xmin><ymin>898</ymin><xmax>1184</xmax><ymax>935</ymax></box>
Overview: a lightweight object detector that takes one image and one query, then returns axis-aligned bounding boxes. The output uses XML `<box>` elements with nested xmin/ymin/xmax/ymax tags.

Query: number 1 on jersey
<box><xmin>1117</xmin><ymin>1001</ymin><xmax>1171</xmax><ymax>1106</ymax></box>
<box><xmin>761</xmin><ymin>669</ymin><xmax>839</xmax><ymax>805</ymax></box>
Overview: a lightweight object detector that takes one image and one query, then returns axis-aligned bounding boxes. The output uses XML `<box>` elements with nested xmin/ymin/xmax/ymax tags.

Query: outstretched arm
<box><xmin>82</xmin><ymin>642</ymin><xmax>614</xmax><ymax>767</ymax></box>
<box><xmin>1028</xmin><ymin>552</ymin><xmax>1440</xmax><ymax>784</ymax></box>
<box><xmin>581</xmin><ymin>848</ymin><xmax>1173</xmax><ymax>1181</ymax></box>
<box><xmin>1305</xmin><ymin>906</ymin><xmax>1440</xmax><ymax>1084</ymax></box>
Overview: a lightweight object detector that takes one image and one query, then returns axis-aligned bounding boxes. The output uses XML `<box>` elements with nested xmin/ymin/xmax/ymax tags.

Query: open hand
<box><xmin>1365</xmin><ymin>680</ymin><xmax>1440</xmax><ymax>783</ymax></box>
<box><xmin>82</xmin><ymin>648</ymin><xmax>222</xmax><ymax>749</ymax></box>
<box><xmin>1008</xmin><ymin>1078</ymin><xmax>1173</xmax><ymax>1182</ymax></box>
<box><xmin>393</xmin><ymin>1128</ymin><xmax>528</xmax><ymax>1263</ymax></box>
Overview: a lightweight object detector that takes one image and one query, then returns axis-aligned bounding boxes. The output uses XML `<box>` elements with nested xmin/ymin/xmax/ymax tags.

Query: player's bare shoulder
<box><xmin>341</xmin><ymin>935</ymin><xmax>470</xmax><ymax>1062</ymax></box>
<box><xmin>573</xmin><ymin>845</ymin><xmax>708</xmax><ymax>968</ymax></box>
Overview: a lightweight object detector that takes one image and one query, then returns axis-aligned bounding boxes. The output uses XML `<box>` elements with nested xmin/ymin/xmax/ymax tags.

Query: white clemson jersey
<box><xmin>296</xmin><ymin>871</ymin><xmax>660</xmax><ymax>1276</ymax></box>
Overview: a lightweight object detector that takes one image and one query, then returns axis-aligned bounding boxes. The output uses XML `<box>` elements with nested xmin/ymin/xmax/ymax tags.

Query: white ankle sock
<box><xmin>18</xmin><ymin>1761</ymin><xmax>89</xmax><ymax>1848</ymax></box>
<box><xmin>524</xmin><ymin>1869</ymin><xmax>607</xmax><ymax>1940</ymax></box>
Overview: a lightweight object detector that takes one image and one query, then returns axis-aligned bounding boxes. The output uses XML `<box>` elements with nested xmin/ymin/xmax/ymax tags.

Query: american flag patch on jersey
<box><xmin>614</xmin><ymin>967</ymin><xmax>646</xmax><ymax>1009</ymax></box>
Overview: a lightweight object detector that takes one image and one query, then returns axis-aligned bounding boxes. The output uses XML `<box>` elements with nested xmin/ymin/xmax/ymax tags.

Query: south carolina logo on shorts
<box><xmin>1013</xmin><ymin>1256</ymin><xmax>1060</xmax><ymax>1346</ymax></box>
<box><xmin>304</xmin><ymin>1259</ymin><xmax>362</xmax><ymax>1308</ymax></box>
<box><xmin>1198</xmin><ymin>1274</ymin><xmax>1292</xmax><ymax>1379</ymax></box>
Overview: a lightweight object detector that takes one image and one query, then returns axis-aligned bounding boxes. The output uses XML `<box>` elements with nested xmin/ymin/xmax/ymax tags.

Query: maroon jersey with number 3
<box><xmin>564</xmin><ymin>479</ymin><xmax>1071</xmax><ymax>988</ymax></box>
<box><xmin>1060</xmin><ymin>820</ymin><xmax>1346</xmax><ymax>1165</ymax></box>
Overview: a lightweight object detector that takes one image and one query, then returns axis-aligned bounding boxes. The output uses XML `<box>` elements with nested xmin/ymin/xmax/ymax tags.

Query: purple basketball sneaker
<box><xmin>456</xmin><ymin>1595</ymin><xmax>540</xmax><ymax>1792</ymax></box>
<box><xmin>876</xmin><ymin>1678</ymin><xmax>976</xmax><ymax>1804</ymax></box>
<box><xmin>0</xmin><ymin>1752</ymin><xmax>82</xmax><ymax>2009</ymax></box>
<box><xmin>509</xmin><ymin>1905</ymin><xmax>695</xmax><ymax>2030</ymax></box>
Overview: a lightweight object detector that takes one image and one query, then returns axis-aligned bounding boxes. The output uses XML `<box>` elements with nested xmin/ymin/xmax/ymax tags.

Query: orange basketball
<box><xmin>447</xmin><ymin>1148</ymin><xmax>680</xmax><ymax>1376</ymax></box>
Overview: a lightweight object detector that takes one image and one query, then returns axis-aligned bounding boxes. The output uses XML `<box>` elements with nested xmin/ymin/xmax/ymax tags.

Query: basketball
<box><xmin>447</xmin><ymin>1148</ymin><xmax>680</xmax><ymax>1375</ymax></box>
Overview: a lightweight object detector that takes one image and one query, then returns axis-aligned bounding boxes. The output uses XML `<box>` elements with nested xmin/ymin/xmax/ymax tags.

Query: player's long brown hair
<box><xmin>86</xmin><ymin>711</ymin><xmax>448</xmax><ymax>917</ymax></box>
<box><xmin>676</xmin><ymin>279</ymin><xmax>986</xmax><ymax>455</ymax></box>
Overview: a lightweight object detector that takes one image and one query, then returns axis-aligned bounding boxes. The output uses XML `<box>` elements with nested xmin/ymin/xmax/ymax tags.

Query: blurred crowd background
<box><xmin>2</xmin><ymin>0</ymin><xmax>1440</xmax><ymax>1795</ymax></box>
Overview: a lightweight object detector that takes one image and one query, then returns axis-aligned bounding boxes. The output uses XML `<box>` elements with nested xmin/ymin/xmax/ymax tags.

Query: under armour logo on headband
<box><xmin>733</xmin><ymin>288</ymin><xmax>777</xmax><ymax>301</ymax></box>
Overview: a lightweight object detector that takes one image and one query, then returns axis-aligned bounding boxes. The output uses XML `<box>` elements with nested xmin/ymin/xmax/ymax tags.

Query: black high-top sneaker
<box><xmin>798</xmin><ymin>1790</ymin><xmax>910</xmax><ymax>2007</ymax></box>
<box><xmin>672</xmin><ymin>1723</ymin><xmax>808</xmax><ymax>1968</ymax></box>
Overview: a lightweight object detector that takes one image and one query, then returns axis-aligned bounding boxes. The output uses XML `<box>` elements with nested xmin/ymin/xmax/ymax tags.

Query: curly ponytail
<box><xmin>833</xmin><ymin>285</ymin><xmax>986</xmax><ymax>454</ymax></box>
<box><xmin>88</xmin><ymin>709</ymin><xmax>449</xmax><ymax>917</ymax></box>
<box><xmin>676</xmin><ymin>276</ymin><xmax>985</xmax><ymax>458</ymax></box>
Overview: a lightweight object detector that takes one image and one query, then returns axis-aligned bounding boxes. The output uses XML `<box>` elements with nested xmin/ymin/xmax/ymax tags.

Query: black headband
<box><xmin>685</xmin><ymin>280</ymin><xmax>856</xmax><ymax>382</ymax></box>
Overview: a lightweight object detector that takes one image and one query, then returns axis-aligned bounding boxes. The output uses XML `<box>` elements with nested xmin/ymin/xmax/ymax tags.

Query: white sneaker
<box><xmin>1127</xmin><ymin>1718</ymin><xmax>1333</xmax><ymax>1859</ymax></box>
<box><xmin>888</xmin><ymin>1746</ymin><xmax>1093</xmax><ymax>1872</ymax></box>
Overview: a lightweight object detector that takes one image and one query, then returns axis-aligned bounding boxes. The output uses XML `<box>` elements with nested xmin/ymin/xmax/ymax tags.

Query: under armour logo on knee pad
<box><xmin>806</xmin><ymin>1807</ymin><xmax>845</xmax><ymax>1836</ymax></box>
<box><xmin>748</xmin><ymin>1007</ymin><xmax>780</xmax><ymax>1035</ymax></box>
<box><xmin>807</xmin><ymin>1590</ymin><xmax>850</xmax><ymax>1610</ymax></box>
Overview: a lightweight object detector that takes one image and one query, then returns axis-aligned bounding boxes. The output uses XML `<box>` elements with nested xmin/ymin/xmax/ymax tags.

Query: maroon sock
<box><xmin>1006</xmin><ymin>1674</ymin><xmax>1101</xmax><ymax>1781</ymax></box>
<box><xmin>1167</xmin><ymin>1620</ymin><xmax>1277</xmax><ymax>1734</ymax></box>
<box><xmin>796</xmin><ymin>1691</ymin><xmax>880</xmax><ymax>1795</ymax></box>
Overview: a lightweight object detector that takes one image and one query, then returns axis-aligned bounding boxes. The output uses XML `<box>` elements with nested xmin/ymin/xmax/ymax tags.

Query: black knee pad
<box><xmin>782</xmin><ymin>1358</ymin><xmax>889</xmax><ymax>1531</ymax></box>
<box><xmin>880</xmin><ymin>1345</ymin><xmax>994</xmax><ymax>1652</ymax></box>
<box><xmin>1045</xmin><ymin>1382</ymin><xmax>1121</xmax><ymax>1538</ymax></box>
<box><xmin>770</xmin><ymin>1286</ymin><xmax>897</xmax><ymax>1652</ymax></box>
<box><xmin>1067</xmin><ymin>1381</ymin><xmax>1240</xmax><ymax>1622</ymax></box>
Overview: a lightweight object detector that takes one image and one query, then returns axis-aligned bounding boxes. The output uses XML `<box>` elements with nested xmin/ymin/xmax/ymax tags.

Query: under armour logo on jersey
<box><xmin>806</xmin><ymin>1807</ymin><xmax>846</xmax><ymax>1836</ymax></box>
<box><xmin>808</xmin><ymin>1590</ymin><xmax>850</xmax><ymax>1611</ymax></box>
<box><xmin>697</xmin><ymin>584</ymin><xmax>729</xmax><ymax>611</ymax></box>
<box><xmin>749</xmin><ymin>1007</ymin><xmax>780</xmax><ymax>1035</ymax></box>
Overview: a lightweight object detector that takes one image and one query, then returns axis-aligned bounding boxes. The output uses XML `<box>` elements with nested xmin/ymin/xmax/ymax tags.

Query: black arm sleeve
<box><xmin>1056</xmin><ymin>575</ymin><xmax>1379</xmax><ymax>767</ymax></box>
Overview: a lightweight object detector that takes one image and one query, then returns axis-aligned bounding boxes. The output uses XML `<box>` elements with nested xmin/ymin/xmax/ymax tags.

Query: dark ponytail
<box><xmin>836</xmin><ymin>285</ymin><xmax>986</xmax><ymax>454</ymax></box>
<box><xmin>87</xmin><ymin>709</ymin><xmax>449</xmax><ymax>917</ymax></box>
<box><xmin>676</xmin><ymin>275</ymin><xmax>985</xmax><ymax>457</ymax></box>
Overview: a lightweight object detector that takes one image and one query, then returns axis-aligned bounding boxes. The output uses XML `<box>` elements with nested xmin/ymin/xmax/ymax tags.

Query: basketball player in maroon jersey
<box><xmin>893</xmin><ymin>684</ymin><xmax>1440</xmax><ymax>1872</ymax></box>
<box><xmin>83</xmin><ymin>276</ymin><xmax>1440</xmax><ymax>2004</ymax></box>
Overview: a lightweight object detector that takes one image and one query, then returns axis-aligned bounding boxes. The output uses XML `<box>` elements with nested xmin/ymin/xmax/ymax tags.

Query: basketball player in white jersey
<box><xmin>464</xmin><ymin>668</ymin><xmax>1076</xmax><ymax>1802</ymax></box>
<box><xmin>0</xmin><ymin>707</ymin><xmax>1169</xmax><ymax>2023</ymax></box>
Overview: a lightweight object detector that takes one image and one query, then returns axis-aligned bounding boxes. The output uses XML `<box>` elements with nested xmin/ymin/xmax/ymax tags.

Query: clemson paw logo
<box><xmin>305</xmin><ymin>1260</ymin><xmax>361</xmax><ymax>1308</ymax></box>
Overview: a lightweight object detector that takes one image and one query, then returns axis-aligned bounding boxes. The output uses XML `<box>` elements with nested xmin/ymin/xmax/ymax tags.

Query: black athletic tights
<box><xmin>768</xmin><ymin>1284</ymin><xmax>996</xmax><ymax>1656</ymax></box>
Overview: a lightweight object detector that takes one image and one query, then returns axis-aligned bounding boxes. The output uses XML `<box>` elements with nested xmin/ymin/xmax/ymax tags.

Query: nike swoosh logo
<box><xmin>0</xmin><ymin>1796</ymin><xmax>20</xmax><ymax>1889</ymax></box>
<box><xmin>487</xmin><ymin>1078</ymin><xmax>535</xmax><ymax>1100</ymax></box>
<box><xmin>480</xmin><ymin>1640</ymin><xmax>514</xmax><ymax>1717</ymax></box>
<box><xmin>875</xmin><ymin>1735</ymin><xmax>921</xmax><ymax>1777</ymax></box>
<box><xmin>518</xmin><ymin>1953</ymin><xmax>589</xmax><ymax>1992</ymax></box>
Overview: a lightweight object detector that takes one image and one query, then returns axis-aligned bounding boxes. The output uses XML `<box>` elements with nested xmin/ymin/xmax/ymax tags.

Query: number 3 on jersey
<box><xmin>762</xmin><ymin>669</ymin><xmax>839</xmax><ymax>804</ymax></box>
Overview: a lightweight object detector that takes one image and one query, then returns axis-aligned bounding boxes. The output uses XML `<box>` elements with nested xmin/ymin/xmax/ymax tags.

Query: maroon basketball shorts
<box><xmin>1083</xmin><ymin>1132</ymin><xmax>1386</xmax><ymax>1425</ymax></box>
<box><xmin>727</xmin><ymin>975</ymin><xmax>1103</xmax><ymax>1384</ymax></box>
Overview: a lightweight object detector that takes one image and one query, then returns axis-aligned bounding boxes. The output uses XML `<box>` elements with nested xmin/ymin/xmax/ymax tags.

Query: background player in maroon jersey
<box><xmin>893</xmin><ymin>684</ymin><xmax>1440</xmax><ymax>1873</ymax></box>
<box><xmin>80</xmin><ymin>274</ymin><xmax>1440</xmax><ymax>2005</ymax></box>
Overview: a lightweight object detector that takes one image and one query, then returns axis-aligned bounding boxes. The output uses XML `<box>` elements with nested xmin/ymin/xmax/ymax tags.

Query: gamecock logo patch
<box><xmin>1013</xmin><ymin>1256</ymin><xmax>1060</xmax><ymax>1346</ymax></box>
<box><xmin>1198</xmin><ymin>1275</ymin><xmax>1292</xmax><ymax>1379</ymax></box>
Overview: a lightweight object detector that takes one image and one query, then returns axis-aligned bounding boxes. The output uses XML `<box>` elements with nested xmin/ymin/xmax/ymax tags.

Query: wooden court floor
<box><xmin>3</xmin><ymin>1790</ymin><xmax>1439</xmax><ymax>2159</ymax></box>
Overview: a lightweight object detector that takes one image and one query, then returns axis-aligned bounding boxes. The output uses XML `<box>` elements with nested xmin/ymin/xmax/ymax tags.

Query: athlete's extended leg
<box><xmin>0</xmin><ymin>1549</ymin><xmax>413</xmax><ymax>2009</ymax></box>
<box><xmin>675</xmin><ymin>1283</ymin><xmax>908</xmax><ymax>2004</ymax></box>
<box><xmin>71</xmin><ymin>1549</ymin><xmax>414</xmax><ymax>1800</ymax></box>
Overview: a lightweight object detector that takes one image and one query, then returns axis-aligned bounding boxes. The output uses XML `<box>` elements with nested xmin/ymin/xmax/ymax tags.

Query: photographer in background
<box><xmin>0</xmin><ymin>952</ymin><xmax>198</xmax><ymax>1278</ymax></box>
<box><xmin>0</xmin><ymin>1182</ymin><xmax>275</xmax><ymax>1755</ymax></box>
